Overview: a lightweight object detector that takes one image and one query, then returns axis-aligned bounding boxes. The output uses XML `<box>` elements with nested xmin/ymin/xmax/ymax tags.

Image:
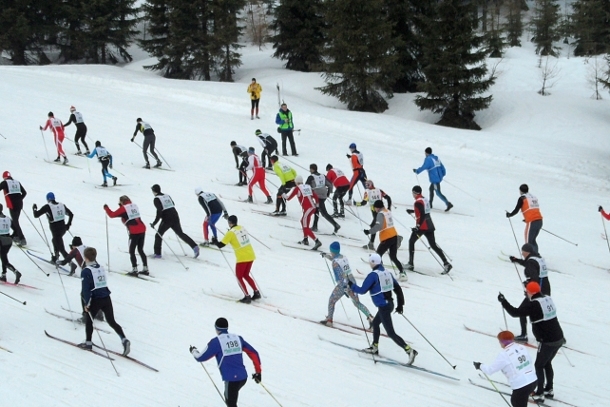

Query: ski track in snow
<box><xmin>0</xmin><ymin>42</ymin><xmax>609</xmax><ymax>406</ymax></box>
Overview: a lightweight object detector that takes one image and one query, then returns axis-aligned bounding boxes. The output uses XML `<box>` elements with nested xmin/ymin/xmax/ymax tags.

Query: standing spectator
<box><xmin>247</xmin><ymin>78</ymin><xmax>262</xmax><ymax>120</ymax></box>
<box><xmin>64</xmin><ymin>106</ymin><xmax>90</xmax><ymax>155</ymax></box>
<box><xmin>413</xmin><ymin>147</ymin><xmax>453</xmax><ymax>212</ymax></box>
<box><xmin>0</xmin><ymin>171</ymin><xmax>27</xmax><ymax>246</ymax></box>
<box><xmin>131</xmin><ymin>118</ymin><xmax>162</xmax><ymax>169</ymax></box>
<box><xmin>275</xmin><ymin>103</ymin><xmax>297</xmax><ymax>156</ymax></box>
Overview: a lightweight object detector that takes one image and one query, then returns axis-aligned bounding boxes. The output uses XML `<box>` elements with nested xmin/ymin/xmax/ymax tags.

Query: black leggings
<box><xmin>225</xmin><ymin>379</ymin><xmax>247</xmax><ymax>407</ymax></box>
<box><xmin>143</xmin><ymin>135</ymin><xmax>160</xmax><ymax>163</ymax></box>
<box><xmin>128</xmin><ymin>233</ymin><xmax>147</xmax><ymax>268</ymax></box>
<box><xmin>154</xmin><ymin>218</ymin><xmax>196</xmax><ymax>255</ymax></box>
<box><xmin>313</xmin><ymin>199</ymin><xmax>338</xmax><ymax>229</ymax></box>
<box><xmin>251</xmin><ymin>99</ymin><xmax>260</xmax><ymax>110</ymax></box>
<box><xmin>332</xmin><ymin>185</ymin><xmax>349</xmax><ymax>212</ymax></box>
<box><xmin>408</xmin><ymin>230</ymin><xmax>447</xmax><ymax>265</ymax></box>
<box><xmin>276</xmin><ymin>181</ymin><xmax>296</xmax><ymax>211</ymax></box>
<box><xmin>372</xmin><ymin>300</ymin><xmax>408</xmax><ymax>348</ymax></box>
<box><xmin>377</xmin><ymin>236</ymin><xmax>403</xmax><ymax>273</ymax></box>
<box><xmin>535</xmin><ymin>340</ymin><xmax>563</xmax><ymax>394</ymax></box>
<box><xmin>85</xmin><ymin>296</ymin><xmax>125</xmax><ymax>341</ymax></box>
<box><xmin>50</xmin><ymin>224</ymin><xmax>69</xmax><ymax>259</ymax></box>
<box><xmin>9</xmin><ymin>208</ymin><xmax>24</xmax><ymax>240</ymax></box>
<box><xmin>511</xmin><ymin>381</ymin><xmax>537</xmax><ymax>407</ymax></box>
<box><xmin>0</xmin><ymin>236</ymin><xmax>14</xmax><ymax>274</ymax></box>
<box><xmin>74</xmin><ymin>125</ymin><xmax>89</xmax><ymax>151</ymax></box>
<box><xmin>281</xmin><ymin>131</ymin><xmax>297</xmax><ymax>155</ymax></box>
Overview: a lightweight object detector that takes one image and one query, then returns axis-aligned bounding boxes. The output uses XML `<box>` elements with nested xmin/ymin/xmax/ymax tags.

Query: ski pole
<box><xmin>0</xmin><ymin>290</ymin><xmax>26</xmax><ymax>305</ymax></box>
<box><xmin>444</xmin><ymin>179</ymin><xmax>481</xmax><ymax>202</ymax></box>
<box><xmin>0</xmin><ymin>131</ymin><xmax>6</xmax><ymax>140</ymax></box>
<box><xmin>39</xmin><ymin>129</ymin><xmax>51</xmax><ymax>162</ymax></box>
<box><xmin>399</xmin><ymin>314</ymin><xmax>456</xmax><ymax>369</ymax></box>
<box><xmin>480</xmin><ymin>371</ymin><xmax>512</xmax><ymax>407</ymax></box>
<box><xmin>258</xmin><ymin>382</ymin><xmax>284</xmax><ymax>407</ymax></box>
<box><xmin>174</xmin><ymin>232</ymin><xmax>188</xmax><ymax>256</ymax></box>
<box><xmin>561</xmin><ymin>344</ymin><xmax>575</xmax><ymax>367</ymax></box>
<box><xmin>153</xmin><ymin>147</ymin><xmax>172</xmax><ymax>169</ymax></box>
<box><xmin>247</xmin><ymin>230</ymin><xmax>271</xmax><ymax>251</ymax></box>
<box><xmin>541</xmin><ymin>228</ymin><xmax>578</xmax><ymax>246</ymax></box>
<box><xmin>197</xmin><ymin>359</ymin><xmax>225</xmax><ymax>403</ymax></box>
<box><xmin>281</xmin><ymin>155</ymin><xmax>307</xmax><ymax>171</ymax></box>
<box><xmin>105</xmin><ymin>215</ymin><xmax>110</xmax><ymax>270</ymax></box>
<box><xmin>507</xmin><ymin>216</ymin><xmax>522</xmax><ymax>255</ymax></box>
<box><xmin>57</xmin><ymin>265</ymin><xmax>77</xmax><ymax>330</ymax></box>
<box><xmin>601</xmin><ymin>213</ymin><xmax>610</xmax><ymax>254</ymax></box>
<box><xmin>15</xmin><ymin>245</ymin><xmax>49</xmax><ymax>277</ymax></box>
<box><xmin>87</xmin><ymin>310</ymin><xmax>120</xmax><ymax>376</ymax></box>
<box><xmin>150</xmin><ymin>225</ymin><xmax>189</xmax><ymax>271</ymax></box>
<box><xmin>405</xmin><ymin>213</ymin><xmax>452</xmax><ymax>278</ymax></box>
<box><xmin>502</xmin><ymin>307</ymin><xmax>508</xmax><ymax>331</ymax></box>
<box><xmin>23</xmin><ymin>212</ymin><xmax>53</xmax><ymax>257</ymax></box>
<box><xmin>322</xmin><ymin>257</ymin><xmax>349</xmax><ymax>321</ymax></box>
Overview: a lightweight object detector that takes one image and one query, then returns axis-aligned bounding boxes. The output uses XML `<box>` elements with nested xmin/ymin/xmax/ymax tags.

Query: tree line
<box><xmin>2</xmin><ymin>0</ymin><xmax>610</xmax><ymax>130</ymax></box>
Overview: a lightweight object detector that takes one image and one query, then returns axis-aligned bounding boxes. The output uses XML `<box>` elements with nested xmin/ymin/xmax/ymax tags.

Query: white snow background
<box><xmin>0</xmin><ymin>40</ymin><xmax>609</xmax><ymax>407</ymax></box>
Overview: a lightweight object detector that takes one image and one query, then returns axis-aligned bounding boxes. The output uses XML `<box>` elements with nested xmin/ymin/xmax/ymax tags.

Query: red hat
<box><xmin>2</xmin><ymin>171</ymin><xmax>10</xmax><ymax>179</ymax></box>
<box><xmin>497</xmin><ymin>331</ymin><xmax>514</xmax><ymax>345</ymax></box>
<box><xmin>70</xmin><ymin>105</ymin><xmax>76</xmax><ymax>111</ymax></box>
<box><xmin>526</xmin><ymin>281</ymin><xmax>541</xmax><ymax>295</ymax></box>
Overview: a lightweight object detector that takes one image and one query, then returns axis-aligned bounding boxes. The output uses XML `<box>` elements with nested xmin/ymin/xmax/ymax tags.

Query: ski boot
<box><xmin>319</xmin><ymin>318</ymin><xmax>333</xmax><ymax>327</ymax></box>
<box><xmin>399</xmin><ymin>272</ymin><xmax>408</xmax><ymax>281</ymax></box>
<box><xmin>445</xmin><ymin>202</ymin><xmax>454</xmax><ymax>212</ymax></box>
<box><xmin>75</xmin><ymin>151</ymin><xmax>83</xmax><ymax>156</ymax></box>
<box><xmin>101</xmin><ymin>182</ymin><xmax>108</xmax><ymax>187</ymax></box>
<box><xmin>139</xmin><ymin>266</ymin><xmax>150</xmax><ymax>276</ymax></box>
<box><xmin>311</xmin><ymin>226</ymin><xmax>318</xmax><ymax>232</ymax></box>
<box><xmin>63</xmin><ymin>157</ymin><xmax>69</xmax><ymax>165</ymax></box>
<box><xmin>531</xmin><ymin>393</ymin><xmax>545</xmax><ymax>403</ymax></box>
<box><xmin>405</xmin><ymin>263</ymin><xmax>414</xmax><ymax>271</ymax></box>
<box><xmin>122</xmin><ymin>338</ymin><xmax>131</xmax><ymax>356</ymax></box>
<box><xmin>363</xmin><ymin>343</ymin><xmax>379</xmax><ymax>355</ymax></box>
<box><xmin>13</xmin><ymin>270</ymin><xmax>22</xmax><ymax>285</ymax></box>
<box><xmin>252</xmin><ymin>290</ymin><xmax>261</xmax><ymax>300</ymax></box>
<box><xmin>112</xmin><ymin>176</ymin><xmax>118</xmax><ymax>186</ymax></box>
<box><xmin>514</xmin><ymin>334</ymin><xmax>528</xmax><ymax>342</ymax></box>
<box><xmin>298</xmin><ymin>238</ymin><xmax>309</xmax><ymax>246</ymax></box>
<box><xmin>239</xmin><ymin>295</ymin><xmax>252</xmax><ymax>304</ymax></box>
<box><xmin>544</xmin><ymin>389</ymin><xmax>554</xmax><ymax>399</ymax></box>
<box><xmin>338</xmin><ymin>209</ymin><xmax>345</xmax><ymax>218</ymax></box>
<box><xmin>405</xmin><ymin>346</ymin><xmax>418</xmax><ymax>365</ymax></box>
<box><xmin>152</xmin><ymin>254</ymin><xmax>162</xmax><ymax>259</ymax></box>
<box><xmin>246</xmin><ymin>196</ymin><xmax>253</xmax><ymax>203</ymax></box>
<box><xmin>85</xmin><ymin>150</ymin><xmax>91</xmax><ymax>155</ymax></box>
<box><xmin>200</xmin><ymin>240</ymin><xmax>210</xmax><ymax>247</ymax></box>
<box><xmin>279</xmin><ymin>210</ymin><xmax>287</xmax><ymax>216</ymax></box>
<box><xmin>265</xmin><ymin>196</ymin><xmax>273</xmax><ymax>204</ymax></box>
<box><xmin>193</xmin><ymin>246</ymin><xmax>200</xmax><ymax>259</ymax></box>
<box><xmin>77</xmin><ymin>341</ymin><xmax>93</xmax><ymax>350</ymax></box>
<box><xmin>69</xmin><ymin>262</ymin><xmax>77</xmax><ymax>276</ymax></box>
<box><xmin>331</xmin><ymin>211</ymin><xmax>340</xmax><ymax>218</ymax></box>
<box><xmin>144</xmin><ymin>162</ymin><xmax>151</xmax><ymax>169</ymax></box>
<box><xmin>442</xmin><ymin>263</ymin><xmax>453</xmax><ymax>274</ymax></box>
<box><xmin>154</xmin><ymin>160</ymin><xmax>162</xmax><ymax>168</ymax></box>
<box><xmin>54</xmin><ymin>157</ymin><xmax>61</xmax><ymax>162</ymax></box>
<box><xmin>0</xmin><ymin>273</ymin><xmax>6</xmax><ymax>282</ymax></box>
<box><xmin>333</xmin><ymin>224</ymin><xmax>341</xmax><ymax>233</ymax></box>
<box><xmin>127</xmin><ymin>267</ymin><xmax>139</xmax><ymax>277</ymax></box>
<box><xmin>312</xmin><ymin>239</ymin><xmax>322</xmax><ymax>251</ymax></box>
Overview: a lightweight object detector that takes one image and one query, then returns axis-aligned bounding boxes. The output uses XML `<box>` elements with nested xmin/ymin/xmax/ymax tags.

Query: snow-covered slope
<box><xmin>0</xmin><ymin>42</ymin><xmax>608</xmax><ymax>407</ymax></box>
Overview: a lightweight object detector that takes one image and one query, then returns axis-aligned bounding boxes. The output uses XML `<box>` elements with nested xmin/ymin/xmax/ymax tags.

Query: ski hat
<box><xmin>151</xmin><ymin>184</ymin><xmax>161</xmax><ymax>193</ymax></box>
<box><xmin>70</xmin><ymin>106</ymin><xmax>76</xmax><ymax>112</ymax></box>
<box><xmin>230</xmin><ymin>141</ymin><xmax>237</xmax><ymax>146</ymax></box>
<box><xmin>326</xmin><ymin>164</ymin><xmax>333</xmax><ymax>171</ymax></box>
<box><xmin>95</xmin><ymin>141</ymin><xmax>101</xmax><ymax>147</ymax></box>
<box><xmin>365</xmin><ymin>179</ymin><xmax>374</xmax><ymax>188</ymax></box>
<box><xmin>497</xmin><ymin>331</ymin><xmax>515</xmax><ymax>345</ymax></box>
<box><xmin>48</xmin><ymin>112</ymin><xmax>54</xmax><ymax>117</ymax></box>
<box><xmin>412</xmin><ymin>185</ymin><xmax>422</xmax><ymax>194</ymax></box>
<box><xmin>270</xmin><ymin>155</ymin><xmax>279</xmax><ymax>163</ymax></box>
<box><xmin>525</xmin><ymin>281</ymin><xmax>541</xmax><ymax>295</ymax></box>
<box><xmin>252</xmin><ymin>78</ymin><xmax>256</xmax><ymax>81</ymax></box>
<box><xmin>215</xmin><ymin>317</ymin><xmax>229</xmax><ymax>331</ymax></box>
<box><xmin>373</xmin><ymin>200</ymin><xmax>384</xmax><ymax>209</ymax></box>
<box><xmin>136</xmin><ymin>118</ymin><xmax>142</xmax><ymax>122</ymax></box>
<box><xmin>255</xmin><ymin>129</ymin><xmax>262</xmax><ymax>135</ymax></box>
<box><xmin>521</xmin><ymin>243</ymin><xmax>536</xmax><ymax>254</ymax></box>
<box><xmin>2</xmin><ymin>171</ymin><xmax>10</xmax><ymax>179</ymax></box>
<box><xmin>71</xmin><ymin>236</ymin><xmax>83</xmax><ymax>247</ymax></box>
<box><xmin>194</xmin><ymin>187</ymin><xmax>203</xmax><ymax>196</ymax></box>
<box><xmin>349</xmin><ymin>143</ymin><xmax>357</xmax><ymax>150</ymax></box>
<box><xmin>329</xmin><ymin>241</ymin><xmax>340</xmax><ymax>254</ymax></box>
<box><xmin>295</xmin><ymin>175</ymin><xmax>303</xmax><ymax>184</ymax></box>
<box><xmin>519</xmin><ymin>184</ymin><xmax>529</xmax><ymax>193</ymax></box>
<box><xmin>309</xmin><ymin>163</ymin><xmax>318</xmax><ymax>172</ymax></box>
<box><xmin>369</xmin><ymin>253</ymin><xmax>382</xmax><ymax>266</ymax></box>
<box><xmin>228</xmin><ymin>215</ymin><xmax>238</xmax><ymax>225</ymax></box>
<box><xmin>248</xmin><ymin>147</ymin><xmax>255</xmax><ymax>154</ymax></box>
<box><xmin>46</xmin><ymin>192</ymin><xmax>55</xmax><ymax>201</ymax></box>
<box><xmin>425</xmin><ymin>147</ymin><xmax>432</xmax><ymax>154</ymax></box>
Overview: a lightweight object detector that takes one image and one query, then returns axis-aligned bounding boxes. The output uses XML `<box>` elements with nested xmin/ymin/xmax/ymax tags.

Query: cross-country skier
<box><xmin>64</xmin><ymin>106</ymin><xmax>89</xmax><ymax>155</ymax></box>
<box><xmin>406</xmin><ymin>186</ymin><xmax>452</xmax><ymax>274</ymax></box>
<box><xmin>247</xmin><ymin>78</ymin><xmax>262</xmax><ymax>120</ymax></box>
<box><xmin>319</xmin><ymin>242</ymin><xmax>373</xmax><ymax>327</ymax></box>
<box><xmin>473</xmin><ymin>331</ymin><xmax>537</xmax><ymax>407</ymax></box>
<box><xmin>0</xmin><ymin>171</ymin><xmax>27</xmax><ymax>246</ymax></box>
<box><xmin>276</xmin><ymin>103</ymin><xmax>297</xmax><ymax>156</ymax></box>
<box><xmin>78</xmin><ymin>247</ymin><xmax>131</xmax><ymax>355</ymax></box>
<box><xmin>40</xmin><ymin>112</ymin><xmax>68</xmax><ymax>164</ymax></box>
<box><xmin>349</xmin><ymin>253</ymin><xmax>417</xmax><ymax>364</ymax></box>
<box><xmin>285</xmin><ymin>175</ymin><xmax>322</xmax><ymax>250</ymax></box>
<box><xmin>150</xmin><ymin>184</ymin><xmax>199</xmax><ymax>259</ymax></box>
<box><xmin>413</xmin><ymin>147</ymin><xmax>453</xmax><ymax>212</ymax></box>
<box><xmin>325</xmin><ymin>164</ymin><xmax>350</xmax><ymax>218</ymax></box>
<box><xmin>0</xmin><ymin>204</ymin><xmax>21</xmax><ymax>284</ymax></box>
<box><xmin>87</xmin><ymin>141</ymin><xmax>117</xmax><ymax>187</ymax></box>
<box><xmin>354</xmin><ymin>179</ymin><xmax>391</xmax><ymax>250</ymax></box>
<box><xmin>230</xmin><ymin>141</ymin><xmax>248</xmax><ymax>186</ymax></box>
<box><xmin>254</xmin><ymin>129</ymin><xmax>277</xmax><ymax>169</ymax></box>
<box><xmin>33</xmin><ymin>192</ymin><xmax>74</xmax><ymax>263</ymax></box>
<box><xmin>307</xmin><ymin>164</ymin><xmax>340</xmax><ymax>234</ymax></box>
<box><xmin>506</xmin><ymin>184</ymin><xmax>543</xmax><ymax>253</ymax></box>
<box><xmin>509</xmin><ymin>243</ymin><xmax>551</xmax><ymax>342</ymax></box>
<box><xmin>365</xmin><ymin>200</ymin><xmax>405</xmax><ymax>278</ymax></box>
<box><xmin>56</xmin><ymin>235</ymin><xmax>84</xmax><ymax>276</ymax></box>
<box><xmin>195</xmin><ymin>188</ymin><xmax>228</xmax><ymax>247</ymax></box>
<box><xmin>270</xmin><ymin>155</ymin><xmax>297</xmax><ymax>216</ymax></box>
<box><xmin>104</xmin><ymin>195</ymin><xmax>148</xmax><ymax>276</ymax></box>
<box><xmin>190</xmin><ymin>317</ymin><xmax>262</xmax><ymax>407</ymax></box>
<box><xmin>346</xmin><ymin>143</ymin><xmax>366</xmax><ymax>200</ymax></box>
<box><xmin>244</xmin><ymin>147</ymin><xmax>273</xmax><ymax>204</ymax></box>
<box><xmin>211</xmin><ymin>215</ymin><xmax>260</xmax><ymax>303</ymax></box>
<box><xmin>498</xmin><ymin>282</ymin><xmax>565</xmax><ymax>402</ymax></box>
<box><xmin>131</xmin><ymin>118</ymin><xmax>162</xmax><ymax>169</ymax></box>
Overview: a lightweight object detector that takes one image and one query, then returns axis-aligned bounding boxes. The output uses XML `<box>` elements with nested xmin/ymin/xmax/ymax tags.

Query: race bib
<box><xmin>49</xmin><ymin>203</ymin><xmax>66</xmax><ymax>222</ymax></box>
<box><xmin>123</xmin><ymin>203</ymin><xmax>141</xmax><ymax>221</ymax></box>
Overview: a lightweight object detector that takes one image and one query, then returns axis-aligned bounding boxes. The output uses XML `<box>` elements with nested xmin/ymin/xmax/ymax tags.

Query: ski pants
<box><xmin>250</xmin><ymin>99</ymin><xmax>260</xmax><ymax>116</ymax></box>
<box><xmin>371</xmin><ymin>300</ymin><xmax>408</xmax><ymax>349</ymax></box>
<box><xmin>101</xmin><ymin>158</ymin><xmax>114</xmax><ymax>182</ymax></box>
<box><xmin>408</xmin><ymin>230</ymin><xmax>448</xmax><ymax>265</ymax></box>
<box><xmin>534</xmin><ymin>339</ymin><xmax>564</xmax><ymax>394</ymax></box>
<box><xmin>327</xmin><ymin>283</ymin><xmax>372</xmax><ymax>321</ymax></box>
<box><xmin>0</xmin><ymin>236</ymin><xmax>14</xmax><ymax>274</ymax></box>
<box><xmin>332</xmin><ymin>185</ymin><xmax>349</xmax><ymax>213</ymax></box>
<box><xmin>511</xmin><ymin>381</ymin><xmax>537</xmax><ymax>407</ymax></box>
<box><xmin>238</xmin><ymin>162</ymin><xmax>248</xmax><ymax>184</ymax></box>
<box><xmin>261</xmin><ymin>145</ymin><xmax>277</xmax><ymax>168</ymax></box>
<box><xmin>377</xmin><ymin>236</ymin><xmax>403</xmax><ymax>274</ymax></box>
<box><xmin>313</xmin><ymin>198</ymin><xmax>338</xmax><ymax>229</ymax></box>
<box><xmin>74</xmin><ymin>124</ymin><xmax>89</xmax><ymax>152</ymax></box>
<box><xmin>429</xmin><ymin>182</ymin><xmax>449</xmax><ymax>207</ymax></box>
<box><xmin>54</xmin><ymin>133</ymin><xmax>66</xmax><ymax>158</ymax></box>
<box><xmin>225</xmin><ymin>379</ymin><xmax>247</xmax><ymax>407</ymax></box>
<box><xmin>142</xmin><ymin>134</ymin><xmax>160</xmax><ymax>164</ymax></box>
<box><xmin>50</xmin><ymin>222</ymin><xmax>69</xmax><ymax>260</ymax></box>
<box><xmin>154</xmin><ymin>217</ymin><xmax>196</xmax><ymax>255</ymax></box>
<box><xmin>9</xmin><ymin>207</ymin><xmax>24</xmax><ymax>240</ymax></box>
<box><xmin>525</xmin><ymin>219</ymin><xmax>543</xmax><ymax>253</ymax></box>
<box><xmin>128</xmin><ymin>233</ymin><xmax>147</xmax><ymax>268</ymax></box>
<box><xmin>235</xmin><ymin>261</ymin><xmax>257</xmax><ymax>296</ymax></box>
<box><xmin>84</xmin><ymin>296</ymin><xmax>126</xmax><ymax>342</ymax></box>
<box><xmin>348</xmin><ymin>168</ymin><xmax>367</xmax><ymax>199</ymax></box>
<box><xmin>248</xmin><ymin>168</ymin><xmax>270</xmax><ymax>197</ymax></box>
<box><xmin>281</xmin><ymin>130</ymin><xmax>297</xmax><ymax>155</ymax></box>
<box><xmin>367</xmin><ymin>209</ymin><xmax>377</xmax><ymax>244</ymax></box>
<box><xmin>301</xmin><ymin>207</ymin><xmax>317</xmax><ymax>240</ymax></box>
<box><xmin>204</xmin><ymin>213</ymin><xmax>222</xmax><ymax>240</ymax></box>
<box><xmin>276</xmin><ymin>181</ymin><xmax>296</xmax><ymax>212</ymax></box>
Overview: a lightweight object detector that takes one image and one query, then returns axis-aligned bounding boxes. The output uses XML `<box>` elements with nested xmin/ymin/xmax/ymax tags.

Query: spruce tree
<box><xmin>572</xmin><ymin>0</ymin><xmax>610</xmax><ymax>56</ymax></box>
<box><xmin>505</xmin><ymin>0</ymin><xmax>524</xmax><ymax>47</ymax></box>
<box><xmin>271</xmin><ymin>0</ymin><xmax>324</xmax><ymax>72</ymax></box>
<box><xmin>484</xmin><ymin>0</ymin><xmax>506</xmax><ymax>57</ymax></box>
<box><xmin>209</xmin><ymin>0</ymin><xmax>245</xmax><ymax>82</ymax></box>
<box><xmin>531</xmin><ymin>0</ymin><xmax>561</xmax><ymax>56</ymax></box>
<box><xmin>318</xmin><ymin>0</ymin><xmax>400</xmax><ymax>113</ymax></box>
<box><xmin>415</xmin><ymin>0</ymin><xmax>495</xmax><ymax>130</ymax></box>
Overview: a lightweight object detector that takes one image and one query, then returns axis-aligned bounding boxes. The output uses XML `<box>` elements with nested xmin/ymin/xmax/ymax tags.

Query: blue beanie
<box><xmin>46</xmin><ymin>192</ymin><xmax>55</xmax><ymax>201</ymax></box>
<box><xmin>330</xmin><ymin>241</ymin><xmax>340</xmax><ymax>254</ymax></box>
<box><xmin>349</xmin><ymin>143</ymin><xmax>356</xmax><ymax>149</ymax></box>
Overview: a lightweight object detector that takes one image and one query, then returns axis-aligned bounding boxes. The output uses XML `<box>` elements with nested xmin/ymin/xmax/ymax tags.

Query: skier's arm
<box><xmin>392</xmin><ymin>278</ymin><xmax>405</xmax><ymax>309</ymax></box>
<box><xmin>59</xmin><ymin>248</ymin><xmax>78</xmax><ymax>265</ymax></box>
<box><xmin>356</xmin><ymin>191</ymin><xmax>368</xmax><ymax>207</ymax></box>
<box><xmin>480</xmin><ymin>352</ymin><xmax>509</xmax><ymax>376</ymax></box>
<box><xmin>20</xmin><ymin>184</ymin><xmax>27</xmax><ymax>199</ymax></box>
<box><xmin>198</xmin><ymin>196</ymin><xmax>211</xmax><ymax>216</ymax></box>
<box><xmin>64</xmin><ymin>206</ymin><xmax>74</xmax><ymax>228</ymax></box>
<box><xmin>382</xmin><ymin>191</ymin><xmax>392</xmax><ymax>209</ymax></box>
<box><xmin>42</xmin><ymin>120</ymin><xmax>50</xmax><ymax>131</ymax></box>
<box><xmin>275</xmin><ymin>113</ymin><xmax>282</xmax><ymax>125</ymax></box>
<box><xmin>415</xmin><ymin>156</ymin><xmax>432</xmax><ymax>174</ymax></box>
<box><xmin>523</xmin><ymin>259</ymin><xmax>540</xmax><ymax>281</ymax></box>
<box><xmin>80</xmin><ymin>269</ymin><xmax>94</xmax><ymax>307</ymax></box>
<box><xmin>241</xmin><ymin>338</ymin><xmax>262</xmax><ymax>373</ymax></box>
<box><xmin>132</xmin><ymin>124</ymin><xmax>140</xmax><ymax>137</ymax></box>
<box><xmin>193</xmin><ymin>338</ymin><xmax>220</xmax><ymax>362</ymax></box>
<box><xmin>33</xmin><ymin>204</ymin><xmax>50</xmax><ymax>218</ymax></box>
<box><xmin>507</xmin><ymin>196</ymin><xmax>525</xmax><ymax>218</ymax></box>
<box><xmin>350</xmin><ymin>272</ymin><xmax>377</xmax><ymax>294</ymax></box>
<box><xmin>87</xmin><ymin>149</ymin><xmax>97</xmax><ymax>159</ymax></box>
<box><xmin>104</xmin><ymin>205</ymin><xmax>125</xmax><ymax>218</ymax></box>
<box><xmin>246</xmin><ymin>155</ymin><xmax>255</xmax><ymax>171</ymax></box>
<box><xmin>285</xmin><ymin>187</ymin><xmax>298</xmax><ymax>201</ymax></box>
<box><xmin>152</xmin><ymin>197</ymin><xmax>163</xmax><ymax>226</ymax></box>
<box><xmin>500</xmin><ymin>296</ymin><xmax>531</xmax><ymax>318</ymax></box>
<box><xmin>64</xmin><ymin>114</ymin><xmax>76</xmax><ymax>127</ymax></box>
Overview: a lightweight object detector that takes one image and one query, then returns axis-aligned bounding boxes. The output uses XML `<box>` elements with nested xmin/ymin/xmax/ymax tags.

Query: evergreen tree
<box><xmin>484</xmin><ymin>0</ymin><xmax>506</xmax><ymax>57</ymax></box>
<box><xmin>271</xmin><ymin>0</ymin><xmax>324</xmax><ymax>72</ymax></box>
<box><xmin>572</xmin><ymin>0</ymin><xmax>610</xmax><ymax>56</ymax></box>
<box><xmin>505</xmin><ymin>0</ymin><xmax>524</xmax><ymax>46</ymax></box>
<box><xmin>209</xmin><ymin>0</ymin><xmax>245</xmax><ymax>82</ymax></box>
<box><xmin>531</xmin><ymin>0</ymin><xmax>561</xmax><ymax>56</ymax></box>
<box><xmin>415</xmin><ymin>0</ymin><xmax>495</xmax><ymax>130</ymax></box>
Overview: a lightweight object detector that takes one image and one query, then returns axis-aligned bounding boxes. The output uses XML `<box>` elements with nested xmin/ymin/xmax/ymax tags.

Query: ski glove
<box><xmin>130</xmin><ymin>137</ymin><xmax>135</xmax><ymax>142</ymax></box>
<box><xmin>346</xmin><ymin>154</ymin><xmax>351</xmax><ymax>159</ymax></box>
<box><xmin>497</xmin><ymin>293</ymin><xmax>505</xmax><ymax>302</ymax></box>
<box><xmin>353</xmin><ymin>200</ymin><xmax>360</xmax><ymax>206</ymax></box>
<box><xmin>406</xmin><ymin>209</ymin><xmax>414</xmax><ymax>214</ymax></box>
<box><xmin>223</xmin><ymin>211</ymin><xmax>229</xmax><ymax>220</ymax></box>
<box><xmin>252</xmin><ymin>373</ymin><xmax>262</xmax><ymax>383</ymax></box>
<box><xmin>473</xmin><ymin>362</ymin><xmax>481</xmax><ymax>370</ymax></box>
<box><xmin>411</xmin><ymin>227</ymin><xmax>420</xmax><ymax>233</ymax></box>
<box><xmin>509</xmin><ymin>256</ymin><xmax>517</xmax><ymax>263</ymax></box>
<box><xmin>395</xmin><ymin>305</ymin><xmax>404</xmax><ymax>314</ymax></box>
<box><xmin>39</xmin><ymin>126</ymin><xmax>43</xmax><ymax>130</ymax></box>
<box><xmin>32</xmin><ymin>204</ymin><xmax>37</xmax><ymax>211</ymax></box>
<box><xmin>505</xmin><ymin>212</ymin><xmax>511</xmax><ymax>218</ymax></box>
<box><xmin>363</xmin><ymin>229</ymin><xmax>370</xmax><ymax>235</ymax></box>
<box><xmin>599</xmin><ymin>206</ymin><xmax>604</xmax><ymax>212</ymax></box>
<box><xmin>412</xmin><ymin>169</ymin><xmax>417</xmax><ymax>173</ymax></box>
